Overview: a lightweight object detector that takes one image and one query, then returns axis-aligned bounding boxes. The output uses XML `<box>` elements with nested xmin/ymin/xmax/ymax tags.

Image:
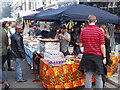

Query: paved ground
<box><xmin>1</xmin><ymin>60</ymin><xmax>44</xmax><ymax>89</ymax></box>
<box><xmin>0</xmin><ymin>60</ymin><xmax>119</xmax><ymax>89</ymax></box>
<box><xmin>107</xmin><ymin>64</ymin><xmax>120</xmax><ymax>88</ymax></box>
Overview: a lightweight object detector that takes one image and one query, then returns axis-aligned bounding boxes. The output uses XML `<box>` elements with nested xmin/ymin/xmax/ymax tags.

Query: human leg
<box><xmin>94</xmin><ymin>73</ymin><xmax>103</xmax><ymax>88</ymax></box>
<box><xmin>1</xmin><ymin>56</ymin><xmax>9</xmax><ymax>89</ymax></box>
<box><xmin>85</xmin><ymin>72</ymin><xmax>92</xmax><ymax>88</ymax></box>
<box><xmin>16</xmin><ymin>58</ymin><xmax>23</xmax><ymax>81</ymax></box>
<box><xmin>7</xmin><ymin>51</ymin><xmax>14</xmax><ymax>71</ymax></box>
<box><xmin>2</xmin><ymin>55</ymin><xmax>7</xmax><ymax>70</ymax></box>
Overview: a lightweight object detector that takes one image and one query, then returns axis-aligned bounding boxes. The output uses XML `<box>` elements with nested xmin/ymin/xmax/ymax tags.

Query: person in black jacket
<box><xmin>11</xmin><ymin>25</ymin><xmax>27</xmax><ymax>82</ymax></box>
<box><xmin>100</xmin><ymin>25</ymin><xmax>112</xmax><ymax>65</ymax></box>
<box><xmin>100</xmin><ymin>25</ymin><xmax>112</xmax><ymax>87</ymax></box>
<box><xmin>49</xmin><ymin>25</ymin><xmax>58</xmax><ymax>39</ymax></box>
<box><xmin>70</xmin><ymin>24</ymin><xmax>81</xmax><ymax>55</ymax></box>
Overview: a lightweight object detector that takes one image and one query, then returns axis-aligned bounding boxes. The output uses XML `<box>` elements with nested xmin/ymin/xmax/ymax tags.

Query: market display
<box><xmin>38</xmin><ymin>39</ymin><xmax>66</xmax><ymax>66</ymax></box>
<box><xmin>39</xmin><ymin>56</ymin><xmax>119</xmax><ymax>89</ymax></box>
<box><xmin>23</xmin><ymin>37</ymin><xmax>119</xmax><ymax>89</ymax></box>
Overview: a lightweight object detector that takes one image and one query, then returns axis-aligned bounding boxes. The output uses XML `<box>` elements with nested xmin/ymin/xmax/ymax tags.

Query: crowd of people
<box><xmin>0</xmin><ymin>14</ymin><xmax>112</xmax><ymax>89</ymax></box>
<box><xmin>0</xmin><ymin>22</ymin><xmax>27</xmax><ymax>89</ymax></box>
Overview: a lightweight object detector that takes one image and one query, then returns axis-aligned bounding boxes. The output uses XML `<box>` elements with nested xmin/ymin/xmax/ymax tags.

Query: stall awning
<box><xmin>35</xmin><ymin>4</ymin><xmax>120</xmax><ymax>24</ymax></box>
<box><xmin>23</xmin><ymin>8</ymin><xmax>54</xmax><ymax>20</ymax></box>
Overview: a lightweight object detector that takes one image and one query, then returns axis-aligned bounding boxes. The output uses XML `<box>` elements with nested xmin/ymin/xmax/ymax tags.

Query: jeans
<box><xmin>85</xmin><ymin>72</ymin><xmax>103</xmax><ymax>88</ymax></box>
<box><xmin>16</xmin><ymin>58</ymin><xmax>23</xmax><ymax>81</ymax></box>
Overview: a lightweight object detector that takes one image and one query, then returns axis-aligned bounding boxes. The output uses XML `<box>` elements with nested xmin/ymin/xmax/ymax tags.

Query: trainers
<box><xmin>16</xmin><ymin>79</ymin><xmax>27</xmax><ymax>82</ymax></box>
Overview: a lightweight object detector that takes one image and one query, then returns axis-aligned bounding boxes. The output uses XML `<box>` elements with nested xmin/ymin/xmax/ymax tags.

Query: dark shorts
<box><xmin>78</xmin><ymin>54</ymin><xmax>104</xmax><ymax>75</ymax></box>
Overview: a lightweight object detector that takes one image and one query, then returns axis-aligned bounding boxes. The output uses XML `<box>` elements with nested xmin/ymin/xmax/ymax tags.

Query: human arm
<box><xmin>100</xmin><ymin>44</ymin><xmax>106</xmax><ymax>64</ymax></box>
<box><xmin>57</xmin><ymin>34</ymin><xmax>70</xmax><ymax>42</ymax></box>
<box><xmin>99</xmin><ymin>29</ymin><xmax>106</xmax><ymax>64</ymax></box>
<box><xmin>79</xmin><ymin>30</ymin><xmax>84</xmax><ymax>47</ymax></box>
<box><xmin>16</xmin><ymin>36</ymin><xmax>26</xmax><ymax>59</ymax></box>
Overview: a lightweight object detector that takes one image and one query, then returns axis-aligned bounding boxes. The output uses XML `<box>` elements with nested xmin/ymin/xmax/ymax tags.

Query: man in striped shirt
<box><xmin>79</xmin><ymin>15</ymin><xmax>106</xmax><ymax>88</ymax></box>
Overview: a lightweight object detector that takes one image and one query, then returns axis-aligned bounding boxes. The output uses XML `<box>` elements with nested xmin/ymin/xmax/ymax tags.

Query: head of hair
<box><xmin>73</xmin><ymin>24</ymin><xmax>79</xmax><ymax>29</ymax></box>
<box><xmin>2</xmin><ymin>21</ymin><xmax>8</xmax><ymax>28</ymax></box>
<box><xmin>50</xmin><ymin>23</ymin><xmax>59</xmax><ymax>30</ymax></box>
<box><xmin>100</xmin><ymin>25</ymin><xmax>110</xmax><ymax>39</ymax></box>
<box><xmin>88</xmin><ymin>15</ymin><xmax>97</xmax><ymax>23</ymax></box>
<box><xmin>60</xmin><ymin>25</ymin><xmax>67</xmax><ymax>29</ymax></box>
<box><xmin>8</xmin><ymin>21</ymin><xmax>12</xmax><ymax>25</ymax></box>
<box><xmin>15</xmin><ymin>25</ymin><xmax>23</xmax><ymax>31</ymax></box>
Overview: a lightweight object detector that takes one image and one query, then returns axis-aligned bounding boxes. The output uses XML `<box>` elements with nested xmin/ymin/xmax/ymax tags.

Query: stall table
<box><xmin>39</xmin><ymin>56</ymin><xmax>119</xmax><ymax>89</ymax></box>
<box><xmin>24</xmin><ymin>45</ymin><xmax>34</xmax><ymax>68</ymax></box>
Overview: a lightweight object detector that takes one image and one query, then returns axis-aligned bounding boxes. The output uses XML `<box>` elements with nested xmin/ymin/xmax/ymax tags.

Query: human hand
<box><xmin>103</xmin><ymin>58</ymin><xmax>106</xmax><ymax>64</ymax></box>
<box><xmin>33</xmin><ymin>36</ymin><xmax>37</xmax><ymax>38</ymax></box>
<box><xmin>23</xmin><ymin>59</ymin><xmax>26</xmax><ymax>61</ymax></box>
<box><xmin>58</xmin><ymin>34</ymin><xmax>64</xmax><ymax>37</ymax></box>
<box><xmin>7</xmin><ymin>45</ymin><xmax>11</xmax><ymax>50</ymax></box>
<box><xmin>76</xmin><ymin>43</ymin><xmax>79</xmax><ymax>45</ymax></box>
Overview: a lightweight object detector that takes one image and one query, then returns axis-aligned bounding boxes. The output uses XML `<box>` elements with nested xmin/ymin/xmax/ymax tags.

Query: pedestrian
<box><xmin>100</xmin><ymin>25</ymin><xmax>112</xmax><ymax>87</ymax></box>
<box><xmin>11</xmin><ymin>25</ymin><xmax>27</xmax><ymax>82</ymax></box>
<box><xmin>0</xmin><ymin>61</ymin><xmax>10</xmax><ymax>89</ymax></box>
<box><xmin>78</xmin><ymin>15</ymin><xmax>106</xmax><ymax>88</ymax></box>
<box><xmin>28</xmin><ymin>25</ymin><xmax>34</xmax><ymax>36</ymax></box>
<box><xmin>32</xmin><ymin>23</ymin><xmax>41</xmax><ymax>37</ymax></box>
<box><xmin>8</xmin><ymin>21</ymin><xmax>16</xmax><ymax>70</ymax></box>
<box><xmin>49</xmin><ymin>23</ymin><xmax>58</xmax><ymax>39</ymax></box>
<box><xmin>56</xmin><ymin>25</ymin><xmax>71</xmax><ymax>56</ymax></box>
<box><xmin>1</xmin><ymin>21</ymin><xmax>14</xmax><ymax>71</ymax></box>
<box><xmin>100</xmin><ymin>25</ymin><xmax>112</xmax><ymax>65</ymax></box>
<box><xmin>70</xmin><ymin>24</ymin><xmax>81</xmax><ymax>55</ymax></box>
<box><xmin>0</xmin><ymin>25</ymin><xmax>10</xmax><ymax>89</ymax></box>
<box><xmin>8</xmin><ymin>21</ymin><xmax>15</xmax><ymax>35</ymax></box>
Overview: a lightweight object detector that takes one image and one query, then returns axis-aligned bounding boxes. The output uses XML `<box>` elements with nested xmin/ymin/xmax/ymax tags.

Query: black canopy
<box><xmin>23</xmin><ymin>9</ymin><xmax>53</xmax><ymax>20</ymax></box>
<box><xmin>35</xmin><ymin>4</ymin><xmax>120</xmax><ymax>24</ymax></box>
<box><xmin>23</xmin><ymin>13</ymin><xmax>39</xmax><ymax>20</ymax></box>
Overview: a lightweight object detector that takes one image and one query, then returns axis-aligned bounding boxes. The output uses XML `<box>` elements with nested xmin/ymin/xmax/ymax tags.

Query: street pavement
<box><xmin>0</xmin><ymin>60</ymin><xmax>119</xmax><ymax>89</ymax></box>
<box><xmin>106</xmin><ymin>64</ymin><xmax>120</xmax><ymax>88</ymax></box>
<box><xmin>1</xmin><ymin>60</ymin><xmax>44</xmax><ymax>89</ymax></box>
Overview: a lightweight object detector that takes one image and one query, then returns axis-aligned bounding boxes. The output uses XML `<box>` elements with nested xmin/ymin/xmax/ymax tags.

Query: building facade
<box><xmin>0</xmin><ymin>0</ymin><xmax>13</xmax><ymax>19</ymax></box>
<box><xmin>11</xmin><ymin>0</ymin><xmax>44</xmax><ymax>19</ymax></box>
<box><xmin>43</xmin><ymin>0</ymin><xmax>120</xmax><ymax>16</ymax></box>
<box><xmin>79</xmin><ymin>1</ymin><xmax>120</xmax><ymax>16</ymax></box>
<box><xmin>10</xmin><ymin>0</ymin><xmax>120</xmax><ymax>19</ymax></box>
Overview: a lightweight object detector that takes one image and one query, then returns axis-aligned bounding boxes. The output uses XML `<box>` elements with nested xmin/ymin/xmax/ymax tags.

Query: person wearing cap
<box><xmin>56</xmin><ymin>25</ymin><xmax>71</xmax><ymax>55</ymax></box>
<box><xmin>49</xmin><ymin>23</ymin><xmax>58</xmax><ymax>39</ymax></box>
<box><xmin>32</xmin><ymin>23</ymin><xmax>41</xmax><ymax>37</ymax></box>
<box><xmin>70</xmin><ymin>24</ymin><xmax>81</xmax><ymax>55</ymax></box>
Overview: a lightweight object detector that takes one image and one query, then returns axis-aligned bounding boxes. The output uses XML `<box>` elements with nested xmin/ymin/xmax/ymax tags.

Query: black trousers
<box><xmin>0</xmin><ymin>56</ymin><xmax>8</xmax><ymax>82</ymax></box>
<box><xmin>2</xmin><ymin>52</ymin><xmax>11</xmax><ymax>70</ymax></box>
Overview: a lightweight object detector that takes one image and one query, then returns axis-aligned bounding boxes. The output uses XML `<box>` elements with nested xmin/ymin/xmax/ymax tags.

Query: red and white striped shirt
<box><xmin>79</xmin><ymin>25</ymin><xmax>105</xmax><ymax>55</ymax></box>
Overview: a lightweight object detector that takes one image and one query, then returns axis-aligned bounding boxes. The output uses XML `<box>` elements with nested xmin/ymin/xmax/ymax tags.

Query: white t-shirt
<box><xmin>8</xmin><ymin>27</ymin><xmax>15</xmax><ymax>45</ymax></box>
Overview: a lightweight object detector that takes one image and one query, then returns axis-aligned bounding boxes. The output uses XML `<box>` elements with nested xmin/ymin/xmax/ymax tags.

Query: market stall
<box><xmin>24</xmin><ymin>37</ymin><xmax>40</xmax><ymax>69</ymax></box>
<box><xmin>23</xmin><ymin>37</ymin><xmax>119</xmax><ymax>89</ymax></box>
<box><xmin>39</xmin><ymin>55</ymin><xmax>118</xmax><ymax>89</ymax></box>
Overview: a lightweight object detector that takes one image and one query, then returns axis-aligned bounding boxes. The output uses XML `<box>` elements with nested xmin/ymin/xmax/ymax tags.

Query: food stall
<box><xmin>23</xmin><ymin>36</ymin><xmax>119</xmax><ymax>89</ymax></box>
